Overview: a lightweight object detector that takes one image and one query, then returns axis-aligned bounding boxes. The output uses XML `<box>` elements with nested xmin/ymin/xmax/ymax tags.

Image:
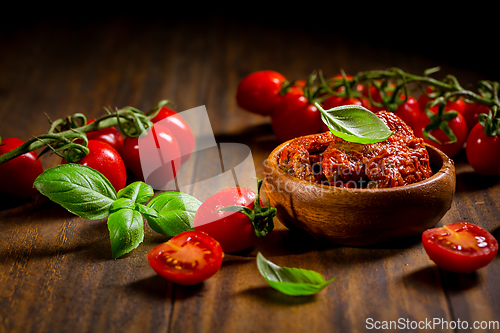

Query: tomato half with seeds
<box><xmin>148</xmin><ymin>231</ymin><xmax>224</xmax><ymax>285</ymax></box>
<box><xmin>422</xmin><ymin>222</ymin><xmax>498</xmax><ymax>274</ymax></box>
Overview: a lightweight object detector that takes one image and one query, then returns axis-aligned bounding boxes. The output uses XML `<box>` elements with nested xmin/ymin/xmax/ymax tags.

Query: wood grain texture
<box><xmin>0</xmin><ymin>11</ymin><xmax>499</xmax><ymax>333</ymax></box>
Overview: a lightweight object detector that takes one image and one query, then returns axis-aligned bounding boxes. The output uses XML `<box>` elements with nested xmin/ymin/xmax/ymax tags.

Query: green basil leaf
<box><xmin>107</xmin><ymin>208</ymin><xmax>144</xmax><ymax>259</ymax></box>
<box><xmin>145</xmin><ymin>191</ymin><xmax>201</xmax><ymax>237</ymax></box>
<box><xmin>317</xmin><ymin>103</ymin><xmax>393</xmax><ymax>144</ymax></box>
<box><xmin>256</xmin><ymin>252</ymin><xmax>335</xmax><ymax>296</ymax></box>
<box><xmin>134</xmin><ymin>203</ymin><xmax>158</xmax><ymax>219</ymax></box>
<box><xmin>117</xmin><ymin>181</ymin><xmax>154</xmax><ymax>204</ymax></box>
<box><xmin>110</xmin><ymin>198</ymin><xmax>135</xmax><ymax>213</ymax></box>
<box><xmin>33</xmin><ymin>164</ymin><xmax>117</xmax><ymax>220</ymax></box>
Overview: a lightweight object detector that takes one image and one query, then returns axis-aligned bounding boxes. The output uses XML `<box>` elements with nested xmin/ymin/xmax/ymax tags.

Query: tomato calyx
<box><xmin>216</xmin><ymin>178</ymin><xmax>276</xmax><ymax>237</ymax></box>
<box><xmin>421</xmin><ymin>98</ymin><xmax>461</xmax><ymax>145</ymax></box>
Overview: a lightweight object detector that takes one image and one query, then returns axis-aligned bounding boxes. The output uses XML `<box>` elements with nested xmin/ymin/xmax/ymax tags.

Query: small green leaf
<box><xmin>117</xmin><ymin>181</ymin><xmax>154</xmax><ymax>204</ymax></box>
<box><xmin>135</xmin><ymin>203</ymin><xmax>158</xmax><ymax>219</ymax></box>
<box><xmin>107</xmin><ymin>208</ymin><xmax>144</xmax><ymax>259</ymax></box>
<box><xmin>145</xmin><ymin>191</ymin><xmax>201</xmax><ymax>237</ymax></box>
<box><xmin>256</xmin><ymin>252</ymin><xmax>335</xmax><ymax>296</ymax></box>
<box><xmin>316</xmin><ymin>103</ymin><xmax>393</xmax><ymax>144</ymax></box>
<box><xmin>110</xmin><ymin>198</ymin><xmax>135</xmax><ymax>213</ymax></box>
<box><xmin>33</xmin><ymin>164</ymin><xmax>116</xmax><ymax>220</ymax></box>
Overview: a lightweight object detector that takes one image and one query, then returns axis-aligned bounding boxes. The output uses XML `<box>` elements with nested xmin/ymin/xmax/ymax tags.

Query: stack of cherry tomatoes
<box><xmin>0</xmin><ymin>106</ymin><xmax>196</xmax><ymax>199</ymax></box>
<box><xmin>236</xmin><ymin>70</ymin><xmax>500</xmax><ymax>176</ymax></box>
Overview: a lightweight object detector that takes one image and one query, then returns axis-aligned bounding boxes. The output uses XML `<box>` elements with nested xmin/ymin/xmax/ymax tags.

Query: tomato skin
<box><xmin>463</xmin><ymin>103</ymin><xmax>490</xmax><ymax>133</ymax></box>
<box><xmin>151</xmin><ymin>107</ymin><xmax>195</xmax><ymax>164</ymax></box>
<box><xmin>236</xmin><ymin>70</ymin><xmax>286</xmax><ymax>116</ymax></box>
<box><xmin>62</xmin><ymin>140</ymin><xmax>127</xmax><ymax>192</ymax></box>
<box><xmin>148</xmin><ymin>231</ymin><xmax>224</xmax><ymax>285</ymax></box>
<box><xmin>320</xmin><ymin>96</ymin><xmax>371</xmax><ymax>132</ymax></box>
<box><xmin>193</xmin><ymin>187</ymin><xmax>258</xmax><ymax>253</ymax></box>
<box><xmin>0</xmin><ymin>137</ymin><xmax>44</xmax><ymax>199</ymax></box>
<box><xmin>121</xmin><ymin>123</ymin><xmax>181</xmax><ymax>187</ymax></box>
<box><xmin>85</xmin><ymin>119</ymin><xmax>124</xmax><ymax>154</ymax></box>
<box><xmin>271</xmin><ymin>92</ymin><xmax>322</xmax><ymax>142</ymax></box>
<box><xmin>466</xmin><ymin>122</ymin><xmax>500</xmax><ymax>175</ymax></box>
<box><xmin>394</xmin><ymin>96</ymin><xmax>421</xmax><ymax>130</ymax></box>
<box><xmin>422</xmin><ymin>222</ymin><xmax>498</xmax><ymax>274</ymax></box>
<box><xmin>413</xmin><ymin>110</ymin><xmax>468</xmax><ymax>158</ymax></box>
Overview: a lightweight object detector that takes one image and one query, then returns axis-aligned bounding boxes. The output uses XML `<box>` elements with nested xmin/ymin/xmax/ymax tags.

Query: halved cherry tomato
<box><xmin>121</xmin><ymin>123</ymin><xmax>181</xmax><ymax>188</ymax></box>
<box><xmin>422</xmin><ymin>222</ymin><xmax>498</xmax><ymax>274</ymax></box>
<box><xmin>85</xmin><ymin>119</ymin><xmax>124</xmax><ymax>154</ymax></box>
<box><xmin>148</xmin><ymin>230</ymin><xmax>224</xmax><ymax>285</ymax></box>
<box><xmin>194</xmin><ymin>187</ymin><xmax>258</xmax><ymax>253</ymax></box>
<box><xmin>236</xmin><ymin>70</ymin><xmax>286</xmax><ymax>116</ymax></box>
<box><xmin>151</xmin><ymin>106</ymin><xmax>195</xmax><ymax>164</ymax></box>
<box><xmin>271</xmin><ymin>91</ymin><xmax>322</xmax><ymax>142</ymax></box>
<box><xmin>0</xmin><ymin>137</ymin><xmax>44</xmax><ymax>199</ymax></box>
<box><xmin>320</xmin><ymin>95</ymin><xmax>371</xmax><ymax>132</ymax></box>
<box><xmin>62</xmin><ymin>140</ymin><xmax>127</xmax><ymax>192</ymax></box>
<box><xmin>466</xmin><ymin>122</ymin><xmax>500</xmax><ymax>175</ymax></box>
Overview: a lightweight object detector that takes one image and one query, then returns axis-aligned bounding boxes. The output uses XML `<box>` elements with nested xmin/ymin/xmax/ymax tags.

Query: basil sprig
<box><xmin>33</xmin><ymin>164</ymin><xmax>201</xmax><ymax>259</ymax></box>
<box><xmin>256</xmin><ymin>252</ymin><xmax>335</xmax><ymax>296</ymax></box>
<box><xmin>316</xmin><ymin>102</ymin><xmax>393</xmax><ymax>144</ymax></box>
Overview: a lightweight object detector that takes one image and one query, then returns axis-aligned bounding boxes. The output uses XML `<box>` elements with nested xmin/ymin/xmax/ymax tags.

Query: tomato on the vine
<box><xmin>121</xmin><ymin>123</ymin><xmax>181</xmax><ymax>188</ymax></box>
<box><xmin>86</xmin><ymin>119</ymin><xmax>124</xmax><ymax>154</ymax></box>
<box><xmin>413</xmin><ymin>108</ymin><xmax>468</xmax><ymax>158</ymax></box>
<box><xmin>148</xmin><ymin>230</ymin><xmax>224</xmax><ymax>285</ymax></box>
<box><xmin>236</xmin><ymin>70</ymin><xmax>286</xmax><ymax>116</ymax></box>
<box><xmin>394</xmin><ymin>96</ymin><xmax>421</xmax><ymax>130</ymax></box>
<box><xmin>422</xmin><ymin>222</ymin><xmax>498</xmax><ymax>274</ymax></box>
<box><xmin>463</xmin><ymin>103</ymin><xmax>490</xmax><ymax>133</ymax></box>
<box><xmin>320</xmin><ymin>95</ymin><xmax>371</xmax><ymax>132</ymax></box>
<box><xmin>62</xmin><ymin>140</ymin><xmax>126</xmax><ymax>192</ymax></box>
<box><xmin>466</xmin><ymin>122</ymin><xmax>500</xmax><ymax>175</ymax></box>
<box><xmin>193</xmin><ymin>180</ymin><xmax>275</xmax><ymax>253</ymax></box>
<box><xmin>150</xmin><ymin>106</ymin><xmax>195</xmax><ymax>164</ymax></box>
<box><xmin>271</xmin><ymin>91</ymin><xmax>322</xmax><ymax>142</ymax></box>
<box><xmin>0</xmin><ymin>137</ymin><xmax>44</xmax><ymax>199</ymax></box>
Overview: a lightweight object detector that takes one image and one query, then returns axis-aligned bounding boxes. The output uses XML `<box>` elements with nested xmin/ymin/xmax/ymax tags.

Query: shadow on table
<box><xmin>403</xmin><ymin>266</ymin><xmax>479</xmax><ymax>292</ymax></box>
<box><xmin>238</xmin><ymin>286</ymin><xmax>317</xmax><ymax>306</ymax></box>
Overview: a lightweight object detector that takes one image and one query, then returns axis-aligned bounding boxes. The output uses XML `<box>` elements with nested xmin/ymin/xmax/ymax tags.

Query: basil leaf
<box><xmin>316</xmin><ymin>103</ymin><xmax>393</xmax><ymax>144</ymax></box>
<box><xmin>134</xmin><ymin>203</ymin><xmax>158</xmax><ymax>219</ymax></box>
<box><xmin>256</xmin><ymin>252</ymin><xmax>335</xmax><ymax>296</ymax></box>
<box><xmin>117</xmin><ymin>181</ymin><xmax>154</xmax><ymax>204</ymax></box>
<box><xmin>145</xmin><ymin>191</ymin><xmax>201</xmax><ymax>237</ymax></box>
<box><xmin>33</xmin><ymin>164</ymin><xmax>117</xmax><ymax>220</ymax></box>
<box><xmin>107</xmin><ymin>208</ymin><xmax>144</xmax><ymax>259</ymax></box>
<box><xmin>110</xmin><ymin>198</ymin><xmax>135</xmax><ymax>212</ymax></box>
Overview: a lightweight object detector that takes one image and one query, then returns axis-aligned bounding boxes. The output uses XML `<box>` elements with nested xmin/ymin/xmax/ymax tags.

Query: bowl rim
<box><xmin>265</xmin><ymin>138</ymin><xmax>454</xmax><ymax>194</ymax></box>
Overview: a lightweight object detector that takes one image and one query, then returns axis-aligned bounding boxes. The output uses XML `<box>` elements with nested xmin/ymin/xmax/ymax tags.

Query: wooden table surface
<box><xmin>1</xmin><ymin>10</ymin><xmax>499</xmax><ymax>333</ymax></box>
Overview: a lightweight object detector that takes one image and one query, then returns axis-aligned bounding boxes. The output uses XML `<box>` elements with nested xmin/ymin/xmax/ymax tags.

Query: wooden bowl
<box><xmin>263</xmin><ymin>140</ymin><xmax>456</xmax><ymax>246</ymax></box>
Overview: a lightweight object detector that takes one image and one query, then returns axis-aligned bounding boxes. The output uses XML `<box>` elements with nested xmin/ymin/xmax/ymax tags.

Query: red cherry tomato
<box><xmin>463</xmin><ymin>103</ymin><xmax>490</xmax><ymax>133</ymax></box>
<box><xmin>62</xmin><ymin>140</ymin><xmax>126</xmax><ymax>192</ymax></box>
<box><xmin>422</xmin><ymin>222</ymin><xmax>498</xmax><ymax>274</ymax></box>
<box><xmin>417</xmin><ymin>87</ymin><xmax>437</xmax><ymax>111</ymax></box>
<box><xmin>271</xmin><ymin>92</ymin><xmax>322</xmax><ymax>142</ymax></box>
<box><xmin>194</xmin><ymin>187</ymin><xmax>258</xmax><ymax>253</ymax></box>
<box><xmin>151</xmin><ymin>106</ymin><xmax>195</xmax><ymax>164</ymax></box>
<box><xmin>0</xmin><ymin>137</ymin><xmax>44</xmax><ymax>199</ymax></box>
<box><xmin>148</xmin><ymin>230</ymin><xmax>224</xmax><ymax>285</ymax></box>
<box><xmin>362</xmin><ymin>81</ymin><xmax>395</xmax><ymax>112</ymax></box>
<box><xmin>236</xmin><ymin>70</ymin><xmax>286</xmax><ymax>116</ymax></box>
<box><xmin>121</xmin><ymin>123</ymin><xmax>181</xmax><ymax>188</ymax></box>
<box><xmin>320</xmin><ymin>95</ymin><xmax>371</xmax><ymax>132</ymax></box>
<box><xmin>466</xmin><ymin>122</ymin><xmax>500</xmax><ymax>175</ymax></box>
<box><xmin>413</xmin><ymin>109</ymin><xmax>468</xmax><ymax>158</ymax></box>
<box><xmin>86</xmin><ymin>119</ymin><xmax>124</xmax><ymax>154</ymax></box>
<box><xmin>394</xmin><ymin>96</ymin><xmax>421</xmax><ymax>130</ymax></box>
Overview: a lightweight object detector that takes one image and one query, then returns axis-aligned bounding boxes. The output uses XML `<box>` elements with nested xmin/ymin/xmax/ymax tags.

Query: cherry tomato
<box><xmin>194</xmin><ymin>187</ymin><xmax>258</xmax><ymax>253</ymax></box>
<box><xmin>466</xmin><ymin>122</ymin><xmax>500</xmax><ymax>175</ymax></box>
<box><xmin>236</xmin><ymin>70</ymin><xmax>286</xmax><ymax>116</ymax></box>
<box><xmin>86</xmin><ymin>119</ymin><xmax>124</xmax><ymax>154</ymax></box>
<box><xmin>271</xmin><ymin>91</ymin><xmax>322</xmax><ymax>142</ymax></box>
<box><xmin>463</xmin><ymin>103</ymin><xmax>490</xmax><ymax>133</ymax></box>
<box><xmin>394</xmin><ymin>96</ymin><xmax>421</xmax><ymax>130</ymax></box>
<box><xmin>320</xmin><ymin>95</ymin><xmax>371</xmax><ymax>132</ymax></box>
<box><xmin>148</xmin><ymin>230</ymin><xmax>224</xmax><ymax>285</ymax></box>
<box><xmin>328</xmin><ymin>74</ymin><xmax>364</xmax><ymax>94</ymax></box>
<box><xmin>417</xmin><ymin>87</ymin><xmax>437</xmax><ymax>111</ymax></box>
<box><xmin>121</xmin><ymin>123</ymin><xmax>181</xmax><ymax>188</ymax></box>
<box><xmin>422</xmin><ymin>222</ymin><xmax>498</xmax><ymax>274</ymax></box>
<box><xmin>362</xmin><ymin>81</ymin><xmax>395</xmax><ymax>112</ymax></box>
<box><xmin>62</xmin><ymin>140</ymin><xmax>126</xmax><ymax>192</ymax></box>
<box><xmin>413</xmin><ymin>108</ymin><xmax>468</xmax><ymax>158</ymax></box>
<box><xmin>151</xmin><ymin>106</ymin><xmax>195</xmax><ymax>164</ymax></box>
<box><xmin>0</xmin><ymin>137</ymin><xmax>44</xmax><ymax>199</ymax></box>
